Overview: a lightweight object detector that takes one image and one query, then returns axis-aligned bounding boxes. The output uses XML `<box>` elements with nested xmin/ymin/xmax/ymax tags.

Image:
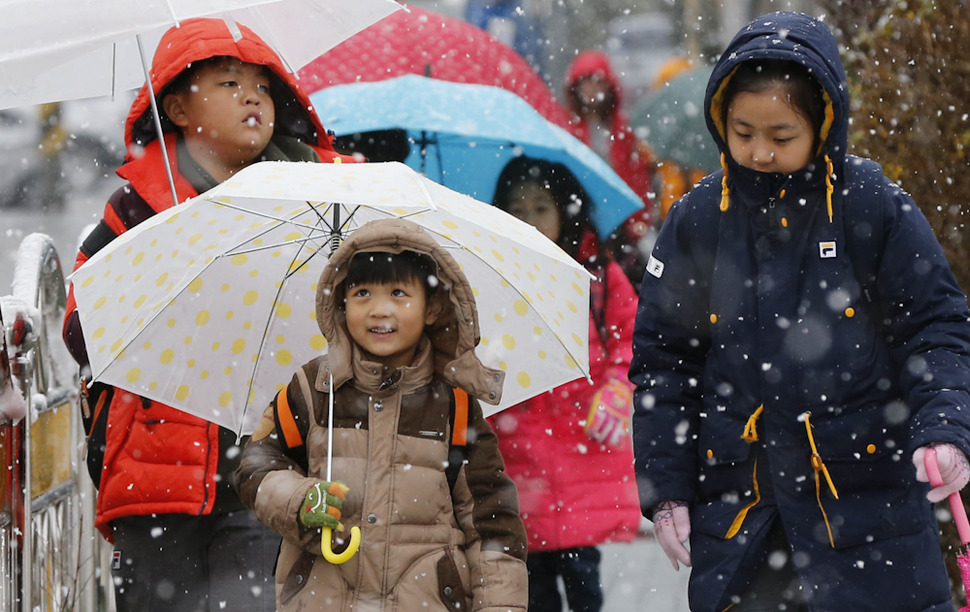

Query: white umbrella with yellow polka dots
<box><xmin>70</xmin><ymin>161</ymin><xmax>593</xmax><ymax>435</ymax></box>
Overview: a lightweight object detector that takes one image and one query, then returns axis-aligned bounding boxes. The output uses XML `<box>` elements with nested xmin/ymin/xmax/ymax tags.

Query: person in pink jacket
<box><xmin>488</xmin><ymin>156</ymin><xmax>642</xmax><ymax>611</ymax></box>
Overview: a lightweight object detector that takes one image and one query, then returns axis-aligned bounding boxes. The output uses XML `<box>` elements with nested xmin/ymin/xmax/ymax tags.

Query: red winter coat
<box><xmin>488</xmin><ymin>259</ymin><xmax>641</xmax><ymax>552</ymax></box>
<box><xmin>564</xmin><ymin>50</ymin><xmax>653</xmax><ymax>209</ymax></box>
<box><xmin>62</xmin><ymin>18</ymin><xmax>349</xmax><ymax>539</ymax></box>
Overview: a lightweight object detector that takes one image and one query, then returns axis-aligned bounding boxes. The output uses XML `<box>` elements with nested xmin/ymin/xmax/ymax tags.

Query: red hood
<box><xmin>124</xmin><ymin>18</ymin><xmax>340</xmax><ymax>161</ymax></box>
<box><xmin>564</xmin><ymin>50</ymin><xmax>624</xmax><ymax>109</ymax></box>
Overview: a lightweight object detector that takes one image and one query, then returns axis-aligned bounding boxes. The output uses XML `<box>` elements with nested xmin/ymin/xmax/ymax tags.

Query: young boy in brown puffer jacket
<box><xmin>234</xmin><ymin>219</ymin><xmax>528</xmax><ymax>611</ymax></box>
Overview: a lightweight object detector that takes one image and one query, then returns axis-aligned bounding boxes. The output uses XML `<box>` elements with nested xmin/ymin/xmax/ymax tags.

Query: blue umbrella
<box><xmin>309</xmin><ymin>75</ymin><xmax>642</xmax><ymax>237</ymax></box>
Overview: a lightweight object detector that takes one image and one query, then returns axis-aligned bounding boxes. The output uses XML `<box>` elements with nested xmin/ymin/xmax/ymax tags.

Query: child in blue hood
<box><xmin>630</xmin><ymin>12</ymin><xmax>970</xmax><ymax>611</ymax></box>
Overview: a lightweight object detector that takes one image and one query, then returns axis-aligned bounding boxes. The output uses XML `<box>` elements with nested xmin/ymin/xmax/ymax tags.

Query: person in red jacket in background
<box><xmin>489</xmin><ymin>156</ymin><xmax>641</xmax><ymax>612</ymax></box>
<box><xmin>564</xmin><ymin>50</ymin><xmax>656</xmax><ymax>289</ymax></box>
<box><xmin>61</xmin><ymin>18</ymin><xmax>351</xmax><ymax>611</ymax></box>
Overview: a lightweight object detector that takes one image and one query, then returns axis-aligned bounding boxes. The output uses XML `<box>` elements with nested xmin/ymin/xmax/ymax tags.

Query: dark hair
<box><xmin>345</xmin><ymin>250</ymin><xmax>440</xmax><ymax>296</ymax></box>
<box><xmin>163</xmin><ymin>56</ymin><xmax>225</xmax><ymax>97</ymax></box>
<box><xmin>152</xmin><ymin>57</ymin><xmax>248</xmax><ymax>137</ymax></box>
<box><xmin>332</xmin><ymin>129</ymin><xmax>411</xmax><ymax>163</ymax></box>
<box><xmin>721</xmin><ymin>59</ymin><xmax>826</xmax><ymax>152</ymax></box>
<box><xmin>492</xmin><ymin>156</ymin><xmax>596</xmax><ymax>260</ymax></box>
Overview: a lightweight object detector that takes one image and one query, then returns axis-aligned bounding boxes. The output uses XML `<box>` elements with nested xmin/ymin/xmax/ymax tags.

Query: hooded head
<box><xmin>124</xmin><ymin>18</ymin><xmax>339</xmax><ymax>161</ymax></box>
<box><xmin>315</xmin><ymin>219</ymin><xmax>504</xmax><ymax>404</ymax></box>
<box><xmin>705</xmin><ymin>12</ymin><xmax>847</xmax><ymax>170</ymax></box>
<box><xmin>491</xmin><ymin>156</ymin><xmax>596</xmax><ymax>260</ymax></box>
<box><xmin>564</xmin><ymin>50</ymin><xmax>623</xmax><ymax>120</ymax></box>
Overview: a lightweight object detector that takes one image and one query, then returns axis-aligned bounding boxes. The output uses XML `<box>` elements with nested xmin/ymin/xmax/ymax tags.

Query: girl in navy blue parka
<box><xmin>630</xmin><ymin>12</ymin><xmax>970</xmax><ymax>611</ymax></box>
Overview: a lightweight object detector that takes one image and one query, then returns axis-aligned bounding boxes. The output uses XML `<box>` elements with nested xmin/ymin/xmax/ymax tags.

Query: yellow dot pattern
<box><xmin>71</xmin><ymin>161</ymin><xmax>593</xmax><ymax>430</ymax></box>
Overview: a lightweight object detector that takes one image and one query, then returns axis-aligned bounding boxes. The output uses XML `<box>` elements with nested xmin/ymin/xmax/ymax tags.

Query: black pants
<box><xmin>110</xmin><ymin>510</ymin><xmax>280</xmax><ymax>611</ymax></box>
<box><xmin>527</xmin><ymin>546</ymin><xmax>603</xmax><ymax>612</ymax></box>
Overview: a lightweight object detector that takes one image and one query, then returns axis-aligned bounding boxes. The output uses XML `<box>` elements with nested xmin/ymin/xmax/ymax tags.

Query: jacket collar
<box><xmin>730</xmin><ymin>155</ymin><xmax>830</xmax><ymax>210</ymax></box>
<box><xmin>314</xmin><ymin>336</ymin><xmax>435</xmax><ymax>397</ymax></box>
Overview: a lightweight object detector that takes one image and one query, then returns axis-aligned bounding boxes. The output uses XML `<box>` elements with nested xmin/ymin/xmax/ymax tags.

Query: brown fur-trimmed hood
<box><xmin>315</xmin><ymin>218</ymin><xmax>505</xmax><ymax>405</ymax></box>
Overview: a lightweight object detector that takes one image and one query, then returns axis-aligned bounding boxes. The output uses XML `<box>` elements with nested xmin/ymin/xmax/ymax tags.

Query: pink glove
<box><xmin>914</xmin><ymin>443</ymin><xmax>970</xmax><ymax>503</ymax></box>
<box><xmin>653</xmin><ymin>500</ymin><xmax>691</xmax><ymax>571</ymax></box>
<box><xmin>584</xmin><ymin>378</ymin><xmax>632</xmax><ymax>447</ymax></box>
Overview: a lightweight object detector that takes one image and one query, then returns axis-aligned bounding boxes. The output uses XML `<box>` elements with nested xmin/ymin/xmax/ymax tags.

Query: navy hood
<box><xmin>704</xmin><ymin>12</ymin><xmax>848</xmax><ymax>169</ymax></box>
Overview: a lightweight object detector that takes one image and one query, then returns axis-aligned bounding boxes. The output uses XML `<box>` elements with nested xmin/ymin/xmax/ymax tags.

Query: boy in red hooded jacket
<box><xmin>61</xmin><ymin>18</ymin><xmax>351</xmax><ymax>611</ymax></box>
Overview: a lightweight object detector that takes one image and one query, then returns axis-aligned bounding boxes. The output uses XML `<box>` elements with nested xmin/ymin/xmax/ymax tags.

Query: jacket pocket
<box><xmin>696</xmin><ymin>408</ymin><xmax>755</xmax><ymax>501</ymax></box>
<box><xmin>820</xmin><ymin>486</ymin><xmax>925</xmax><ymax>549</ymax></box>
<box><xmin>391</xmin><ymin>547</ymin><xmax>470</xmax><ymax>611</ymax></box>
<box><xmin>436</xmin><ymin>549</ymin><xmax>470</xmax><ymax>609</ymax></box>
<box><xmin>279</xmin><ymin>550</ymin><xmax>314</xmax><ymax>605</ymax></box>
<box><xmin>804</xmin><ymin>402</ymin><xmax>924</xmax><ymax>549</ymax></box>
<box><xmin>808</xmin><ymin>401</ymin><xmax>912</xmax><ymax>493</ymax></box>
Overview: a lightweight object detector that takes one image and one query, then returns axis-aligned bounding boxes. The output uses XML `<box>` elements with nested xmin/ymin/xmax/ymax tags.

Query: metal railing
<box><xmin>1</xmin><ymin>233</ymin><xmax>111</xmax><ymax>611</ymax></box>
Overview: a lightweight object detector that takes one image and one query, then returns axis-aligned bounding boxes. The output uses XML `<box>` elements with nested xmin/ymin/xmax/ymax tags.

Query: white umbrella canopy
<box><xmin>0</xmin><ymin>0</ymin><xmax>404</xmax><ymax>109</ymax></box>
<box><xmin>70</xmin><ymin>161</ymin><xmax>592</xmax><ymax>435</ymax></box>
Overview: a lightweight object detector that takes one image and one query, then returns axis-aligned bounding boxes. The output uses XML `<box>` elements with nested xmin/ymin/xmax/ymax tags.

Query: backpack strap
<box><xmin>274</xmin><ymin>367</ymin><xmax>312</xmax><ymax>468</ymax></box>
<box><xmin>80</xmin><ymin>379</ymin><xmax>113</xmax><ymax>489</ymax></box>
<box><xmin>839</xmin><ymin>158</ymin><xmax>886</xmax><ymax>328</ymax></box>
<box><xmin>276</xmin><ymin>386</ymin><xmax>304</xmax><ymax>449</ymax></box>
<box><xmin>278</xmin><ymin>371</ymin><xmax>471</xmax><ymax>488</ymax></box>
<box><xmin>446</xmin><ymin>387</ymin><xmax>470</xmax><ymax>490</ymax></box>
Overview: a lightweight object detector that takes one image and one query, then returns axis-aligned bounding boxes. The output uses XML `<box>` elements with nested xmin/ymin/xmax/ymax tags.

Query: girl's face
<box><xmin>726</xmin><ymin>84</ymin><xmax>816</xmax><ymax>174</ymax></box>
<box><xmin>506</xmin><ymin>182</ymin><xmax>562</xmax><ymax>243</ymax></box>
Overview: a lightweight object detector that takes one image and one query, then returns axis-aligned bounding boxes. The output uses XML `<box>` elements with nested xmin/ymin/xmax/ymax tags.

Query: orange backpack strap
<box><xmin>451</xmin><ymin>388</ymin><xmax>469</xmax><ymax>446</ymax></box>
<box><xmin>447</xmin><ymin>387</ymin><xmax>471</xmax><ymax>490</ymax></box>
<box><xmin>273</xmin><ymin>367</ymin><xmax>315</xmax><ymax>469</ymax></box>
<box><xmin>275</xmin><ymin>386</ymin><xmax>304</xmax><ymax>450</ymax></box>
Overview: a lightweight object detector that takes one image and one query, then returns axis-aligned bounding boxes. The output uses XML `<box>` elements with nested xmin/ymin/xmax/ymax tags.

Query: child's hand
<box><xmin>653</xmin><ymin>500</ymin><xmax>691</xmax><ymax>571</ymax></box>
<box><xmin>299</xmin><ymin>481</ymin><xmax>349</xmax><ymax>529</ymax></box>
<box><xmin>584</xmin><ymin>378</ymin><xmax>632</xmax><ymax>447</ymax></box>
<box><xmin>914</xmin><ymin>443</ymin><xmax>970</xmax><ymax>503</ymax></box>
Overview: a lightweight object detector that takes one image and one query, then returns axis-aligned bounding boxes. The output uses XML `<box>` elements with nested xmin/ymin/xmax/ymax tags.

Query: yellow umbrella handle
<box><xmin>321</xmin><ymin>526</ymin><xmax>361</xmax><ymax>564</ymax></box>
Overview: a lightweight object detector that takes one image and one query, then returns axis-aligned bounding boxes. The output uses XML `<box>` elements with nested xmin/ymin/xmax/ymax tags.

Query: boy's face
<box><xmin>164</xmin><ymin>58</ymin><xmax>275</xmax><ymax>173</ymax></box>
<box><xmin>344</xmin><ymin>276</ymin><xmax>436</xmax><ymax>370</ymax></box>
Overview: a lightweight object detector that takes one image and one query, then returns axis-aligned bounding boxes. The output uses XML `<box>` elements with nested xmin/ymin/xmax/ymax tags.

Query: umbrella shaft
<box><xmin>330</xmin><ymin>206</ymin><xmax>342</xmax><ymax>254</ymax></box>
<box><xmin>136</xmin><ymin>34</ymin><xmax>179</xmax><ymax>208</ymax></box>
<box><xmin>327</xmin><ymin>370</ymin><xmax>334</xmax><ymax>481</ymax></box>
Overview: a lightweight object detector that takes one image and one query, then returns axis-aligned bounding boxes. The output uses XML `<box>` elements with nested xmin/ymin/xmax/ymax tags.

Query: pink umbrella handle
<box><xmin>925</xmin><ymin>446</ymin><xmax>970</xmax><ymax>546</ymax></box>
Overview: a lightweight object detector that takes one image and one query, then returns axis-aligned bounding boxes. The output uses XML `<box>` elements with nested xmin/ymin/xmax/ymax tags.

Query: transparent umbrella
<box><xmin>0</xmin><ymin>0</ymin><xmax>403</xmax><ymax>203</ymax></box>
